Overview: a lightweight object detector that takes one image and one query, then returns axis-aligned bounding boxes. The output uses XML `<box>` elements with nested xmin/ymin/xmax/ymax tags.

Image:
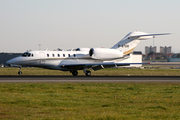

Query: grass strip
<box><xmin>0</xmin><ymin>83</ymin><xmax>180</xmax><ymax>119</ymax></box>
<box><xmin>1</xmin><ymin>67</ymin><xmax>180</xmax><ymax>76</ymax></box>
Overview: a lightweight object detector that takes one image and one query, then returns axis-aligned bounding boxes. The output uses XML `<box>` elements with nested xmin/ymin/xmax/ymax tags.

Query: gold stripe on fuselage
<box><xmin>123</xmin><ymin>47</ymin><xmax>135</xmax><ymax>55</ymax></box>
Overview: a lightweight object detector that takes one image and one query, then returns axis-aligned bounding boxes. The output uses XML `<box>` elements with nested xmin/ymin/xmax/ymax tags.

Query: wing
<box><xmin>60</xmin><ymin>62</ymin><xmax>144</xmax><ymax>71</ymax></box>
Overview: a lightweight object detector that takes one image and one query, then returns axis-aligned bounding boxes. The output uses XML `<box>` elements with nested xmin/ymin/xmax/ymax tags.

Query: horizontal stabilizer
<box><xmin>130</xmin><ymin>33</ymin><xmax>170</xmax><ymax>37</ymax></box>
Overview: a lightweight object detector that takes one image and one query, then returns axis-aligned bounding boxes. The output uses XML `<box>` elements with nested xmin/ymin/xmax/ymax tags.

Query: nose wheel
<box><xmin>18</xmin><ymin>67</ymin><xmax>22</xmax><ymax>75</ymax></box>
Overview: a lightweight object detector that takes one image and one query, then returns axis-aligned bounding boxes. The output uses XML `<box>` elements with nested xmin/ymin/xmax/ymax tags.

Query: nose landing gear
<box><xmin>18</xmin><ymin>67</ymin><xmax>22</xmax><ymax>75</ymax></box>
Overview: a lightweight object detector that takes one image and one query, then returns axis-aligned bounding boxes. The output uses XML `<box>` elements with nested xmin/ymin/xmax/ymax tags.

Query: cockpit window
<box><xmin>22</xmin><ymin>52</ymin><xmax>33</xmax><ymax>57</ymax></box>
<box><xmin>76</xmin><ymin>48</ymin><xmax>80</xmax><ymax>51</ymax></box>
<box><xmin>22</xmin><ymin>52</ymin><xmax>29</xmax><ymax>57</ymax></box>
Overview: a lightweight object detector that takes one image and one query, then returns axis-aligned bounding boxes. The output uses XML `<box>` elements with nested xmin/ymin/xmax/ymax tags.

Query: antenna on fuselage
<box><xmin>39</xmin><ymin>44</ymin><xmax>41</xmax><ymax>50</ymax></box>
<box><xmin>153</xmin><ymin>36</ymin><xmax>155</xmax><ymax>61</ymax></box>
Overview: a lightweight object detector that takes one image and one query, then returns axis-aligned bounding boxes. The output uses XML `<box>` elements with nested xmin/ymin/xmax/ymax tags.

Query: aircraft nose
<box><xmin>6</xmin><ymin>57</ymin><xmax>22</xmax><ymax>64</ymax></box>
<box><xmin>6</xmin><ymin>59</ymin><xmax>13</xmax><ymax>64</ymax></box>
<box><xmin>6</xmin><ymin>59</ymin><xmax>14</xmax><ymax>67</ymax></box>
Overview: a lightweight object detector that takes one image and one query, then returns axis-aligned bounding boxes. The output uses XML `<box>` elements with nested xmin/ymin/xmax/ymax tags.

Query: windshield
<box><xmin>22</xmin><ymin>52</ymin><xmax>33</xmax><ymax>57</ymax></box>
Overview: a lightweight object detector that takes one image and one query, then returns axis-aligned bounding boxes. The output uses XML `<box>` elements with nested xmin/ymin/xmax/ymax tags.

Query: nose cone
<box><xmin>6</xmin><ymin>59</ymin><xmax>13</xmax><ymax>64</ymax></box>
<box><xmin>6</xmin><ymin>57</ymin><xmax>22</xmax><ymax>65</ymax></box>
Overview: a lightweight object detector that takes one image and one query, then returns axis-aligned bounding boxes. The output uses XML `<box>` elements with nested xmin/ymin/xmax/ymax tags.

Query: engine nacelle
<box><xmin>89</xmin><ymin>48</ymin><xmax>123</xmax><ymax>60</ymax></box>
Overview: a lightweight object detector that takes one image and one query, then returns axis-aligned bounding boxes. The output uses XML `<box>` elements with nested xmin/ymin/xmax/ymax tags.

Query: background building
<box><xmin>160</xmin><ymin>46</ymin><xmax>172</xmax><ymax>54</ymax></box>
<box><xmin>0</xmin><ymin>53</ymin><xmax>22</xmax><ymax>67</ymax></box>
<box><xmin>168</xmin><ymin>53</ymin><xmax>180</xmax><ymax>62</ymax></box>
<box><xmin>145</xmin><ymin>46</ymin><xmax>157</xmax><ymax>54</ymax></box>
<box><xmin>144</xmin><ymin>46</ymin><xmax>173</xmax><ymax>61</ymax></box>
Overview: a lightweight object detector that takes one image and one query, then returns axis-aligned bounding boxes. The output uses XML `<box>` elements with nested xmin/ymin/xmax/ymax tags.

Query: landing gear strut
<box><xmin>18</xmin><ymin>67</ymin><xmax>22</xmax><ymax>75</ymax></box>
<box><xmin>71</xmin><ymin>71</ymin><xmax>78</xmax><ymax>76</ymax></box>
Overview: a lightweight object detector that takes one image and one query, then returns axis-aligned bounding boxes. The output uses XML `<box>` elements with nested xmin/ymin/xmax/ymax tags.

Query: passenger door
<box><xmin>39</xmin><ymin>52</ymin><xmax>45</xmax><ymax>64</ymax></box>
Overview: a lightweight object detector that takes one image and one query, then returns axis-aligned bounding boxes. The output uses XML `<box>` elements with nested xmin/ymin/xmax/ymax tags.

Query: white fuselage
<box><xmin>7</xmin><ymin>50</ymin><xmax>118</xmax><ymax>71</ymax></box>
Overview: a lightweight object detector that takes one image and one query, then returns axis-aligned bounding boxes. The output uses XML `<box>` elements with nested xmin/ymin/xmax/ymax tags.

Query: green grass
<box><xmin>0</xmin><ymin>83</ymin><xmax>180</xmax><ymax>119</ymax></box>
<box><xmin>1</xmin><ymin>67</ymin><xmax>180</xmax><ymax>76</ymax></box>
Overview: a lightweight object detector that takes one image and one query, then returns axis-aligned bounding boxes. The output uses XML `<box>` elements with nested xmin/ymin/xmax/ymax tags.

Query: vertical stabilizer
<box><xmin>111</xmin><ymin>31</ymin><xmax>170</xmax><ymax>55</ymax></box>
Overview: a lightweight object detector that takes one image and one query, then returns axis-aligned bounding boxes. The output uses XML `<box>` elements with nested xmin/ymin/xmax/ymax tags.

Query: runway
<box><xmin>0</xmin><ymin>76</ymin><xmax>180</xmax><ymax>83</ymax></box>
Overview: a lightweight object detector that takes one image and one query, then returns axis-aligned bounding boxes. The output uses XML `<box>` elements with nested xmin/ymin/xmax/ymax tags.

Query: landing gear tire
<box><xmin>18</xmin><ymin>71</ymin><xmax>22</xmax><ymax>75</ymax></box>
<box><xmin>18</xmin><ymin>67</ymin><xmax>22</xmax><ymax>75</ymax></box>
<box><xmin>72</xmin><ymin>71</ymin><xmax>78</xmax><ymax>76</ymax></box>
<box><xmin>85</xmin><ymin>71</ymin><xmax>91</xmax><ymax>76</ymax></box>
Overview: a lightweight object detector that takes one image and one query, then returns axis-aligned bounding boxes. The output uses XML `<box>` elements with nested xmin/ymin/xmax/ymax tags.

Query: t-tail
<box><xmin>111</xmin><ymin>31</ymin><xmax>170</xmax><ymax>55</ymax></box>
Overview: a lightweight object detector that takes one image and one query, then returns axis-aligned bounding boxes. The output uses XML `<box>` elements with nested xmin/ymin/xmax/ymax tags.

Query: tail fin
<box><xmin>111</xmin><ymin>31</ymin><xmax>170</xmax><ymax>55</ymax></box>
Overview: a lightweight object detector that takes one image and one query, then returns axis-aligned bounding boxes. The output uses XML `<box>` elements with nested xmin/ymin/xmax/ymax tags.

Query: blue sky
<box><xmin>0</xmin><ymin>0</ymin><xmax>179</xmax><ymax>53</ymax></box>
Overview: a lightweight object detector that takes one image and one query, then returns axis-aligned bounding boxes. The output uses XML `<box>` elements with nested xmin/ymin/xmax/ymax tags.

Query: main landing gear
<box><xmin>71</xmin><ymin>71</ymin><xmax>78</xmax><ymax>76</ymax></box>
<box><xmin>18</xmin><ymin>67</ymin><xmax>22</xmax><ymax>75</ymax></box>
<box><xmin>83</xmin><ymin>69</ymin><xmax>91</xmax><ymax>76</ymax></box>
<box><xmin>70</xmin><ymin>70</ymin><xmax>91</xmax><ymax>76</ymax></box>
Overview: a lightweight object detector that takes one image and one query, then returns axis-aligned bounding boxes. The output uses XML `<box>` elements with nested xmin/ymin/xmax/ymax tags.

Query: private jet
<box><xmin>7</xmin><ymin>31</ymin><xmax>170</xmax><ymax>76</ymax></box>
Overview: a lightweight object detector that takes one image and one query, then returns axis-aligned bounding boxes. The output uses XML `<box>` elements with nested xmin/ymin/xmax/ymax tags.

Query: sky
<box><xmin>0</xmin><ymin>0</ymin><xmax>180</xmax><ymax>53</ymax></box>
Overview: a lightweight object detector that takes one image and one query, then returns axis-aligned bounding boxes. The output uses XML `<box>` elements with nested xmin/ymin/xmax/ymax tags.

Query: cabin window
<box><xmin>47</xmin><ymin>54</ymin><xmax>49</xmax><ymax>57</ymax></box>
<box><xmin>31</xmin><ymin>54</ymin><xmax>34</xmax><ymax>57</ymax></box>
<box><xmin>68</xmin><ymin>54</ymin><xmax>70</xmax><ymax>57</ymax></box>
<box><xmin>52</xmin><ymin>54</ymin><xmax>55</xmax><ymax>57</ymax></box>
<box><xmin>74</xmin><ymin>54</ymin><xmax>76</xmax><ymax>57</ymax></box>
<box><xmin>63</xmin><ymin>54</ymin><xmax>65</xmax><ymax>57</ymax></box>
<box><xmin>58</xmin><ymin>54</ymin><xmax>60</xmax><ymax>57</ymax></box>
